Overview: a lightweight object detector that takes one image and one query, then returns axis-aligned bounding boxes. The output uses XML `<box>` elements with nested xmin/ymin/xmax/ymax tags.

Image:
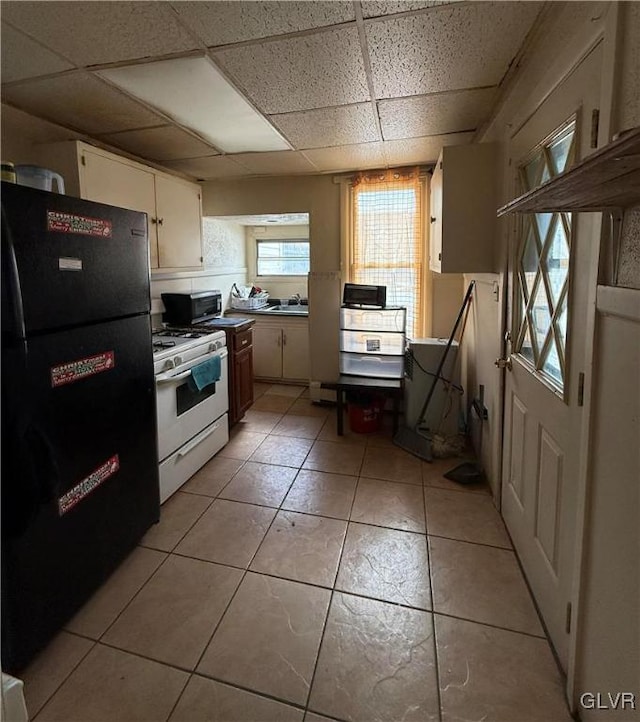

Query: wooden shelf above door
<box><xmin>498</xmin><ymin>127</ymin><xmax>640</xmax><ymax>215</ymax></box>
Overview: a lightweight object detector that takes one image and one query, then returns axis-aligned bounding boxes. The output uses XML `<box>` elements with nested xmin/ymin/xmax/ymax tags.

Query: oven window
<box><xmin>176</xmin><ymin>381</ymin><xmax>217</xmax><ymax>417</ymax></box>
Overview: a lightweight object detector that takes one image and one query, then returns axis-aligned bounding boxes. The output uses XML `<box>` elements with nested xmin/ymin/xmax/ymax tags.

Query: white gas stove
<box><xmin>152</xmin><ymin>328</ymin><xmax>229</xmax><ymax>503</ymax></box>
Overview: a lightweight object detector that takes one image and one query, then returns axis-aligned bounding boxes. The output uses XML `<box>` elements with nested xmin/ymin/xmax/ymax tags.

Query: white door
<box><xmin>500</xmin><ymin>48</ymin><xmax>602</xmax><ymax>670</ymax></box>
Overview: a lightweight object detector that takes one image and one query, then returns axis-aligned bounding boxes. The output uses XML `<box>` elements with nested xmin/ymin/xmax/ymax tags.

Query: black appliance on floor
<box><xmin>1</xmin><ymin>182</ymin><xmax>160</xmax><ymax>673</ymax></box>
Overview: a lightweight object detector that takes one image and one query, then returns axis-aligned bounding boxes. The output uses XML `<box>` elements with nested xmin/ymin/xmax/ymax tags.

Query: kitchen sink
<box><xmin>265</xmin><ymin>304</ymin><xmax>308</xmax><ymax>314</ymax></box>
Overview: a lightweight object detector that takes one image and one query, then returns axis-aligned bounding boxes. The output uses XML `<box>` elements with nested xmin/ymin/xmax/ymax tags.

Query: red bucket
<box><xmin>347</xmin><ymin>393</ymin><xmax>383</xmax><ymax>433</ymax></box>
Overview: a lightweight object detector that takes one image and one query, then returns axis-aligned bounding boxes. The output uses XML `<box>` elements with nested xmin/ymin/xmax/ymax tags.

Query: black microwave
<box><xmin>342</xmin><ymin>283</ymin><xmax>387</xmax><ymax>308</ymax></box>
<box><xmin>161</xmin><ymin>291</ymin><xmax>222</xmax><ymax>325</ymax></box>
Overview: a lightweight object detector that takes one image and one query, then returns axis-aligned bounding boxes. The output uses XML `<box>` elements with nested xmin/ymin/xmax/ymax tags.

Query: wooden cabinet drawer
<box><xmin>233</xmin><ymin>328</ymin><xmax>253</xmax><ymax>353</ymax></box>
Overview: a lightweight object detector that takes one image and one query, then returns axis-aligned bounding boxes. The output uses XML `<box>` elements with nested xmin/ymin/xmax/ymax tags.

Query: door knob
<box><xmin>495</xmin><ymin>357</ymin><xmax>512</xmax><ymax>371</ymax></box>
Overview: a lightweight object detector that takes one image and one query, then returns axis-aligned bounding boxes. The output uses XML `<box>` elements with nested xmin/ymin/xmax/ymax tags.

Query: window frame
<box><xmin>513</xmin><ymin>116</ymin><xmax>577</xmax><ymax>397</ymax></box>
<box><xmin>255</xmin><ymin>238</ymin><xmax>310</xmax><ymax>277</ymax></box>
<box><xmin>342</xmin><ymin>170</ymin><xmax>428</xmax><ymax>340</ymax></box>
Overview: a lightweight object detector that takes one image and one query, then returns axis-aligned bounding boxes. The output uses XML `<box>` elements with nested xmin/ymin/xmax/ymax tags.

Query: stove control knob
<box><xmin>164</xmin><ymin>359</ymin><xmax>175</xmax><ymax>370</ymax></box>
<box><xmin>174</xmin><ymin>355</ymin><xmax>183</xmax><ymax>366</ymax></box>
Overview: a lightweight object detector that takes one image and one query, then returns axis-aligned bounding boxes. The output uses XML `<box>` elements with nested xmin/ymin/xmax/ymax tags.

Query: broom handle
<box><xmin>416</xmin><ymin>280</ymin><xmax>475</xmax><ymax>428</ymax></box>
<box><xmin>437</xmin><ymin>290</ymin><xmax>473</xmax><ymax>432</ymax></box>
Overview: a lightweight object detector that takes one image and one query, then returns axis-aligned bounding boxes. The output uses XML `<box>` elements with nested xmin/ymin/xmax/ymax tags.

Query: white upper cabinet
<box><xmin>37</xmin><ymin>141</ymin><xmax>203</xmax><ymax>272</ymax></box>
<box><xmin>430</xmin><ymin>143</ymin><xmax>498</xmax><ymax>273</ymax></box>
<box><xmin>154</xmin><ymin>173</ymin><xmax>202</xmax><ymax>269</ymax></box>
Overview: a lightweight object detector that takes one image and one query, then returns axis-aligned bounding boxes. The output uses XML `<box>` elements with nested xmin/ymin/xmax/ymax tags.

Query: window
<box><xmin>515</xmin><ymin>118</ymin><xmax>576</xmax><ymax>391</ymax></box>
<box><xmin>348</xmin><ymin>167</ymin><xmax>425</xmax><ymax>338</ymax></box>
<box><xmin>256</xmin><ymin>239</ymin><xmax>310</xmax><ymax>276</ymax></box>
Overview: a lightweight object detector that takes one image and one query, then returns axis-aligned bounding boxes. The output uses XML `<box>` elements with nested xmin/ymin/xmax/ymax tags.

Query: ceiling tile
<box><xmin>232</xmin><ymin>151</ymin><xmax>318</xmax><ymax>175</ymax></box>
<box><xmin>1</xmin><ymin>1</ymin><xmax>199</xmax><ymax>67</ymax></box>
<box><xmin>379</xmin><ymin>87</ymin><xmax>497</xmax><ymax>140</ymax></box>
<box><xmin>173</xmin><ymin>1</ymin><xmax>355</xmax><ymax>47</ymax></box>
<box><xmin>366</xmin><ymin>2</ymin><xmax>541</xmax><ymax>98</ymax></box>
<box><xmin>162</xmin><ymin>155</ymin><xmax>253</xmax><ymax>180</ymax></box>
<box><xmin>98</xmin><ymin>126</ymin><xmax>220</xmax><ymax>162</ymax></box>
<box><xmin>1</xmin><ymin>23</ymin><xmax>74</xmax><ymax>83</ymax></box>
<box><xmin>361</xmin><ymin>1</ymin><xmax>455</xmax><ymax>19</ymax></box>
<box><xmin>271</xmin><ymin>104</ymin><xmax>379</xmax><ymax>149</ymax></box>
<box><xmin>214</xmin><ymin>27</ymin><xmax>369</xmax><ymax>114</ymax></box>
<box><xmin>2</xmin><ymin>73</ymin><xmax>166</xmax><ymax>134</ymax></box>
<box><xmin>382</xmin><ymin>132</ymin><xmax>475</xmax><ymax>165</ymax></box>
<box><xmin>0</xmin><ymin>103</ymin><xmax>84</xmax><ymax>148</ymax></box>
<box><xmin>302</xmin><ymin>142</ymin><xmax>386</xmax><ymax>172</ymax></box>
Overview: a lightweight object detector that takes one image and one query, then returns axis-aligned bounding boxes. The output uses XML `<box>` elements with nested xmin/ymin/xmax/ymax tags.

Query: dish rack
<box><xmin>231</xmin><ymin>295</ymin><xmax>269</xmax><ymax>310</ymax></box>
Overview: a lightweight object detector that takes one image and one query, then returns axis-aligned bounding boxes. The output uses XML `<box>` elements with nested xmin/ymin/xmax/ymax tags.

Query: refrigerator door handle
<box><xmin>1</xmin><ymin>207</ymin><xmax>27</xmax><ymax>344</ymax></box>
<box><xmin>24</xmin><ymin>422</ymin><xmax>60</xmax><ymax>503</ymax></box>
<box><xmin>4</xmin><ymin>420</ymin><xmax>60</xmax><ymax>539</ymax></box>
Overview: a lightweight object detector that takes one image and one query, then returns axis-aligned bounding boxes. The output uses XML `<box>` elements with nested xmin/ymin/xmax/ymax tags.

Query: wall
<box><xmin>245</xmin><ymin>224</ymin><xmax>309</xmax><ymax>300</ymax></box>
<box><xmin>150</xmin><ymin>217</ymin><xmax>248</xmax><ymax>327</ymax></box>
<box><xmin>575</xmin><ymin>288</ymin><xmax>639</xmax><ymax>720</ymax></box>
<box><xmin>201</xmin><ymin>175</ymin><xmax>340</xmax><ymax>392</ymax></box>
<box><xmin>201</xmin><ymin>175</ymin><xmax>463</xmax><ymax>395</ymax></box>
<box><xmin>459</xmin><ymin>275</ymin><xmax>502</xmax><ymax>497</ymax></box>
<box><xmin>0</xmin><ymin>103</ymin><xmax>84</xmax><ymax>164</ymax></box>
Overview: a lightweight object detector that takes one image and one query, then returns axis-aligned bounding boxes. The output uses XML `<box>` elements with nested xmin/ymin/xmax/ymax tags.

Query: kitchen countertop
<box><xmin>199</xmin><ymin>317</ymin><xmax>255</xmax><ymax>329</ymax></box>
<box><xmin>226</xmin><ymin>306</ymin><xmax>309</xmax><ymax>318</ymax></box>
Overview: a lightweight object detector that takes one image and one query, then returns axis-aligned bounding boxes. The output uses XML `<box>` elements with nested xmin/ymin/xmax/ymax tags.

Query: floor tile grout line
<box><xmin>187</xmin><ymin>453</ymin><xmax>303</xmax><ymax>680</ymax></box>
<box><xmin>302</xmin><ymin>473</ymin><xmax>363</xmax><ymax>716</ymax></box>
<box><xmin>423</xmin><ymin>475</ymin><xmax>443</xmax><ymax>722</ymax></box>
<box><xmin>430</xmin><ymin>610</ymin><xmax>548</xmax><ymax>640</ymax></box>
<box><xmin>28</xmin><ymin>636</ymin><xmax>98</xmax><ymax>721</ymax></box>
<box><xmin>85</xmin><ymin>547</ymin><xmax>176</xmax><ymax>646</ymax></box>
<box><xmin>187</xmin><ymin>670</ymin><xmax>309</xmax><ymax>714</ymax></box>
<box><xmin>426</xmin><ymin>531</ymin><xmax>513</xmax><ymax>551</ymax></box>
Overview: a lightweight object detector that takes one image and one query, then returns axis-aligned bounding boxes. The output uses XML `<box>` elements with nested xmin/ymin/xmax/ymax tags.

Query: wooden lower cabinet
<box><xmin>232</xmin><ymin>340</ymin><xmax>254</xmax><ymax>424</ymax></box>
<box><xmin>210</xmin><ymin>321</ymin><xmax>254</xmax><ymax>426</ymax></box>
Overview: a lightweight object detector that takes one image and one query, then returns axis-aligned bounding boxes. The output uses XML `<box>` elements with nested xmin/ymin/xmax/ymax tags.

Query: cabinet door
<box><xmin>253</xmin><ymin>327</ymin><xmax>282</xmax><ymax>378</ymax></box>
<box><xmin>154</xmin><ymin>175</ymin><xmax>202</xmax><ymax>269</ymax></box>
<box><xmin>429</xmin><ymin>158</ymin><xmax>443</xmax><ymax>273</ymax></box>
<box><xmin>282</xmin><ymin>325</ymin><xmax>309</xmax><ymax>381</ymax></box>
<box><xmin>80</xmin><ymin>151</ymin><xmax>159</xmax><ymax>268</ymax></box>
<box><xmin>234</xmin><ymin>346</ymin><xmax>254</xmax><ymax>419</ymax></box>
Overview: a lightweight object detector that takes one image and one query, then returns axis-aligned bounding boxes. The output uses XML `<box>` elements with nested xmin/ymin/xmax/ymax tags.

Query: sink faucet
<box><xmin>290</xmin><ymin>293</ymin><xmax>301</xmax><ymax>305</ymax></box>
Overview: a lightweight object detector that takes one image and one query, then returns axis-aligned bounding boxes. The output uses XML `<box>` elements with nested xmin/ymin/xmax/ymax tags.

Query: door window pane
<box><xmin>514</xmin><ymin>119</ymin><xmax>575</xmax><ymax>392</ymax></box>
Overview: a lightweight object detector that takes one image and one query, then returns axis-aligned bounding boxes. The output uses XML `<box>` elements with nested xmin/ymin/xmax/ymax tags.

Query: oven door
<box><xmin>155</xmin><ymin>348</ymin><xmax>229</xmax><ymax>462</ymax></box>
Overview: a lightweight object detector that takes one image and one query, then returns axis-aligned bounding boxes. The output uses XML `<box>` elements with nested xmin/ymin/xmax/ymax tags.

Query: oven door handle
<box><xmin>156</xmin><ymin>369</ymin><xmax>193</xmax><ymax>384</ymax></box>
<box><xmin>177</xmin><ymin>421</ymin><xmax>222</xmax><ymax>457</ymax></box>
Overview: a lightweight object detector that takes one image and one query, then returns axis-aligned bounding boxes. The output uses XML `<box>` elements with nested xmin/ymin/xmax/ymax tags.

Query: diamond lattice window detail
<box><xmin>514</xmin><ymin>120</ymin><xmax>576</xmax><ymax>391</ymax></box>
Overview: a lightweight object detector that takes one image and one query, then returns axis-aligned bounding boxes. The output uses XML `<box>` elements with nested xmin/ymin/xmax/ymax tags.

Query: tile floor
<box><xmin>20</xmin><ymin>383</ymin><xmax>573</xmax><ymax>722</ymax></box>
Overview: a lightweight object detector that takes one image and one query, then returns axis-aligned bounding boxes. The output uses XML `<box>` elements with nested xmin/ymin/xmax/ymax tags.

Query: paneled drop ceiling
<box><xmin>1</xmin><ymin>1</ymin><xmax>544</xmax><ymax>180</ymax></box>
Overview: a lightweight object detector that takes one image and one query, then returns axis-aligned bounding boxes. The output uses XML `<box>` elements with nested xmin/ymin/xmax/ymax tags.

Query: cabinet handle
<box><xmin>283</xmin><ymin>333</ymin><xmax>287</xmax><ymax>346</ymax></box>
<box><xmin>157</xmin><ymin>217</ymin><xmax>164</xmax><ymax>226</ymax></box>
<box><xmin>151</xmin><ymin>217</ymin><xmax>157</xmax><ymax>224</ymax></box>
<box><xmin>430</xmin><ymin>216</ymin><xmax>436</xmax><ymax>224</ymax></box>
<box><xmin>438</xmin><ymin>252</ymin><xmax>442</xmax><ymax>261</ymax></box>
<box><xmin>277</xmin><ymin>335</ymin><xmax>281</xmax><ymax>348</ymax></box>
<box><xmin>241</xmin><ymin>339</ymin><xmax>248</xmax><ymax>346</ymax></box>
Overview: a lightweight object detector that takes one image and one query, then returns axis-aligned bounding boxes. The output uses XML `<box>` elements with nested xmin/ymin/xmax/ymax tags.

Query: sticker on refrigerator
<box><xmin>58</xmin><ymin>257</ymin><xmax>83</xmax><ymax>271</ymax></box>
<box><xmin>58</xmin><ymin>454</ymin><xmax>120</xmax><ymax>516</ymax></box>
<box><xmin>47</xmin><ymin>210</ymin><xmax>112</xmax><ymax>238</ymax></box>
<box><xmin>51</xmin><ymin>350</ymin><xmax>115</xmax><ymax>388</ymax></box>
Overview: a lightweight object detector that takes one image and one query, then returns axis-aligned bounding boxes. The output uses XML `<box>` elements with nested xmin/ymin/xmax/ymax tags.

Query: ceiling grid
<box><xmin>1</xmin><ymin>0</ymin><xmax>544</xmax><ymax>180</ymax></box>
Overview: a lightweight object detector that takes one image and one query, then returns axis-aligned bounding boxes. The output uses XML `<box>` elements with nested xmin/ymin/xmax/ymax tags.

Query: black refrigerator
<box><xmin>1</xmin><ymin>182</ymin><xmax>160</xmax><ymax>673</ymax></box>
